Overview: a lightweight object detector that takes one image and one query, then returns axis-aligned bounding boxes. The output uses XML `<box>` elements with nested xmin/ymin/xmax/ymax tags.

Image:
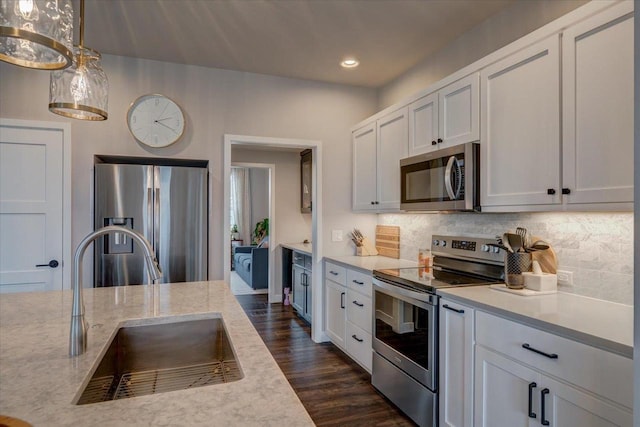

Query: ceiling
<box><xmin>82</xmin><ymin>0</ymin><xmax>516</xmax><ymax>88</ymax></box>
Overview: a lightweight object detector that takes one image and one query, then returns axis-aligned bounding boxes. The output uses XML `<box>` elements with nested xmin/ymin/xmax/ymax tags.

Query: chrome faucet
<box><xmin>70</xmin><ymin>226</ymin><xmax>162</xmax><ymax>357</ymax></box>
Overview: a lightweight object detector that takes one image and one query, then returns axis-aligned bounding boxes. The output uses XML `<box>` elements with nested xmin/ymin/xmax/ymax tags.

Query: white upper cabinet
<box><xmin>376</xmin><ymin>107</ymin><xmax>408</xmax><ymax>210</ymax></box>
<box><xmin>352</xmin><ymin>122</ymin><xmax>378</xmax><ymax>211</ymax></box>
<box><xmin>481</xmin><ymin>36</ymin><xmax>562</xmax><ymax>208</ymax></box>
<box><xmin>409</xmin><ymin>73</ymin><xmax>479</xmax><ymax>156</ymax></box>
<box><xmin>353</xmin><ymin>108</ymin><xmax>408</xmax><ymax>212</ymax></box>
<box><xmin>562</xmin><ymin>1</ymin><xmax>634</xmax><ymax>204</ymax></box>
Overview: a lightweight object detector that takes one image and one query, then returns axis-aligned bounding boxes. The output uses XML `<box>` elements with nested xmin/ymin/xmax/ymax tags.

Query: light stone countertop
<box><xmin>438</xmin><ymin>286</ymin><xmax>633</xmax><ymax>358</ymax></box>
<box><xmin>281</xmin><ymin>242</ymin><xmax>312</xmax><ymax>255</ymax></box>
<box><xmin>324</xmin><ymin>255</ymin><xmax>418</xmax><ymax>273</ymax></box>
<box><xmin>0</xmin><ymin>281</ymin><xmax>314</xmax><ymax>426</ymax></box>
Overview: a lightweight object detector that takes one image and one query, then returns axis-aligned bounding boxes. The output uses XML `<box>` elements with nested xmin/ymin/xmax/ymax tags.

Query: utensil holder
<box><xmin>505</xmin><ymin>252</ymin><xmax>532</xmax><ymax>289</ymax></box>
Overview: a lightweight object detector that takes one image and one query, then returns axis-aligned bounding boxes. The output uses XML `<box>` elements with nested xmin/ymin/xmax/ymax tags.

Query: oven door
<box><xmin>400</xmin><ymin>142</ymin><xmax>479</xmax><ymax>211</ymax></box>
<box><xmin>372</xmin><ymin>278</ymin><xmax>438</xmax><ymax>391</ymax></box>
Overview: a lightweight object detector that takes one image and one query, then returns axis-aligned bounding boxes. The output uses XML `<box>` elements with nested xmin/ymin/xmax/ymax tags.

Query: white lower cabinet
<box><xmin>473</xmin><ymin>311</ymin><xmax>632</xmax><ymax>427</ymax></box>
<box><xmin>439</xmin><ymin>299</ymin><xmax>474</xmax><ymax>427</ymax></box>
<box><xmin>324</xmin><ymin>261</ymin><xmax>373</xmax><ymax>372</ymax></box>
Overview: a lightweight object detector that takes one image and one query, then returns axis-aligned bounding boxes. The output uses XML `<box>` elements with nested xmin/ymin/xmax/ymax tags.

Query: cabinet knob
<box><xmin>431</xmin><ymin>140</ymin><xmax>437</xmax><ymax>145</ymax></box>
<box><xmin>375</xmin><ymin>201</ymin><xmax>379</xmax><ymax>204</ymax></box>
<box><xmin>562</xmin><ymin>188</ymin><xmax>571</xmax><ymax>195</ymax></box>
<box><xmin>437</xmin><ymin>138</ymin><xmax>443</xmax><ymax>144</ymax></box>
<box><xmin>547</xmin><ymin>189</ymin><xmax>556</xmax><ymax>195</ymax></box>
<box><xmin>371</xmin><ymin>201</ymin><xmax>375</xmax><ymax>205</ymax></box>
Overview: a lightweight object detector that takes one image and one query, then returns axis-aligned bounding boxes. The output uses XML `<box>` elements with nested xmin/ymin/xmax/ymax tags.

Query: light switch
<box><xmin>332</xmin><ymin>230</ymin><xmax>343</xmax><ymax>242</ymax></box>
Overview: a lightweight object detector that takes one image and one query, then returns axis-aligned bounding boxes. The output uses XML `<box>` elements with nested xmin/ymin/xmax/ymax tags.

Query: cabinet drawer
<box><xmin>476</xmin><ymin>311</ymin><xmax>633</xmax><ymax>409</ymax></box>
<box><xmin>346</xmin><ymin>322</ymin><xmax>372</xmax><ymax>372</ymax></box>
<box><xmin>346</xmin><ymin>289</ymin><xmax>372</xmax><ymax>333</ymax></box>
<box><xmin>347</xmin><ymin>269</ymin><xmax>372</xmax><ymax>296</ymax></box>
<box><xmin>325</xmin><ymin>262</ymin><xmax>346</xmax><ymax>286</ymax></box>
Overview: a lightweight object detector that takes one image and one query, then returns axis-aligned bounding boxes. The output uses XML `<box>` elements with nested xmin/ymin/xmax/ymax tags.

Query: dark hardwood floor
<box><xmin>235</xmin><ymin>294</ymin><xmax>415</xmax><ymax>427</ymax></box>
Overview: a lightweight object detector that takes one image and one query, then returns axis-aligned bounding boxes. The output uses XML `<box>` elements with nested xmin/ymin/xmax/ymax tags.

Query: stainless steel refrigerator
<box><xmin>94</xmin><ymin>162</ymin><xmax>208</xmax><ymax>286</ymax></box>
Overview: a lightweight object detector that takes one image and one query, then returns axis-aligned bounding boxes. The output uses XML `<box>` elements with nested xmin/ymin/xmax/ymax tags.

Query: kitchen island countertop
<box><xmin>0</xmin><ymin>281</ymin><xmax>314</xmax><ymax>426</ymax></box>
<box><xmin>438</xmin><ymin>286</ymin><xmax>633</xmax><ymax>358</ymax></box>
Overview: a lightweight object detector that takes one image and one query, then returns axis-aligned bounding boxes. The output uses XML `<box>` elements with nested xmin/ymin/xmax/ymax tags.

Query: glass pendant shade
<box><xmin>49</xmin><ymin>46</ymin><xmax>108</xmax><ymax>120</ymax></box>
<box><xmin>0</xmin><ymin>0</ymin><xmax>74</xmax><ymax>70</ymax></box>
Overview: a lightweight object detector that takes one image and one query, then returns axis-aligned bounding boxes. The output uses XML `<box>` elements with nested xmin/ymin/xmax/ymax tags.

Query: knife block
<box><xmin>356</xmin><ymin>237</ymin><xmax>379</xmax><ymax>256</ymax></box>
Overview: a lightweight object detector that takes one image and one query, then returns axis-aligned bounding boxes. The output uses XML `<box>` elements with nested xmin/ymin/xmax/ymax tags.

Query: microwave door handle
<box><xmin>453</xmin><ymin>157</ymin><xmax>463</xmax><ymax>199</ymax></box>
<box><xmin>444</xmin><ymin>156</ymin><xmax>457</xmax><ymax>200</ymax></box>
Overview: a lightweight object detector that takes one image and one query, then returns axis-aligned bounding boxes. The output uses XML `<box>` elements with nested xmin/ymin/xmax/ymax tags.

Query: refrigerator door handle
<box><xmin>154</xmin><ymin>187</ymin><xmax>160</xmax><ymax>263</ymax></box>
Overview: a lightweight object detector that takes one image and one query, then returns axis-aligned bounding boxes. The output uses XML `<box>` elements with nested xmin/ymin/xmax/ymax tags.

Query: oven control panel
<box><xmin>432</xmin><ymin>235</ymin><xmax>504</xmax><ymax>263</ymax></box>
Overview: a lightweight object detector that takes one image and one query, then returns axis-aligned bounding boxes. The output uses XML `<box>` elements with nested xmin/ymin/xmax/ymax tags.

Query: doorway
<box><xmin>223</xmin><ymin>134</ymin><xmax>324</xmax><ymax>343</ymax></box>
<box><xmin>229</xmin><ymin>162</ymin><xmax>274</xmax><ymax>296</ymax></box>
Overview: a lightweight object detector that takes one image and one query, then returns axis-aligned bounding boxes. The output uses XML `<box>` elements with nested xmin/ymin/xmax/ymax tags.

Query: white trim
<box><xmin>0</xmin><ymin>118</ymin><xmax>72</xmax><ymax>290</ymax></box>
<box><xmin>224</xmin><ymin>134</ymin><xmax>324</xmax><ymax>343</ymax></box>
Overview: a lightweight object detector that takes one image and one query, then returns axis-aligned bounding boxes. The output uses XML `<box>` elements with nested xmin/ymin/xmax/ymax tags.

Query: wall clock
<box><xmin>127</xmin><ymin>94</ymin><xmax>185</xmax><ymax>147</ymax></box>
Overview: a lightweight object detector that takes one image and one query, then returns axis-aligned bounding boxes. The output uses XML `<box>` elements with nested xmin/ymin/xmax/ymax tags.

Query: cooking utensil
<box><xmin>502</xmin><ymin>233</ymin><xmax>514</xmax><ymax>253</ymax></box>
<box><xmin>529</xmin><ymin>240</ymin><xmax>550</xmax><ymax>251</ymax></box>
<box><xmin>487</xmin><ymin>242</ymin><xmax>509</xmax><ymax>252</ymax></box>
<box><xmin>516</xmin><ymin>227</ymin><xmax>530</xmax><ymax>249</ymax></box>
<box><xmin>507</xmin><ymin>233</ymin><xmax>524</xmax><ymax>253</ymax></box>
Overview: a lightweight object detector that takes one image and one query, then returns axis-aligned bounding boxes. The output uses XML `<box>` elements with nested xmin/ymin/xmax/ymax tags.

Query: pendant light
<box><xmin>0</xmin><ymin>0</ymin><xmax>74</xmax><ymax>70</ymax></box>
<box><xmin>49</xmin><ymin>0</ymin><xmax>108</xmax><ymax>120</ymax></box>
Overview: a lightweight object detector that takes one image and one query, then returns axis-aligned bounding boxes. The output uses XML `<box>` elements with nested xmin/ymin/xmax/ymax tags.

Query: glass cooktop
<box><xmin>373</xmin><ymin>267</ymin><xmax>501</xmax><ymax>294</ymax></box>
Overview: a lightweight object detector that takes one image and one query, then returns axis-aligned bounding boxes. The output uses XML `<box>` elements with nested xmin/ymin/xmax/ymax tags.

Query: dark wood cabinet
<box><xmin>300</xmin><ymin>149</ymin><xmax>312</xmax><ymax>213</ymax></box>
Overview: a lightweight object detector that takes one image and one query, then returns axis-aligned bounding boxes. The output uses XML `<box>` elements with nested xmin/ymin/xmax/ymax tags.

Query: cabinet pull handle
<box><xmin>522</xmin><ymin>343</ymin><xmax>558</xmax><ymax>359</ymax></box>
<box><xmin>329</xmin><ymin>271</ymin><xmax>339</xmax><ymax>276</ymax></box>
<box><xmin>528</xmin><ymin>382</ymin><xmax>537</xmax><ymax>419</ymax></box>
<box><xmin>375</xmin><ymin>201</ymin><xmax>379</xmax><ymax>204</ymax></box>
<box><xmin>352</xmin><ymin>300</ymin><xmax>364</xmax><ymax>307</ymax></box>
<box><xmin>371</xmin><ymin>201</ymin><xmax>375</xmax><ymax>205</ymax></box>
<box><xmin>562</xmin><ymin>188</ymin><xmax>571</xmax><ymax>195</ymax></box>
<box><xmin>437</xmin><ymin>138</ymin><xmax>443</xmax><ymax>144</ymax></box>
<box><xmin>352</xmin><ymin>334</ymin><xmax>363</xmax><ymax>342</ymax></box>
<box><xmin>340</xmin><ymin>292</ymin><xmax>345</xmax><ymax>309</ymax></box>
<box><xmin>547</xmin><ymin>188</ymin><xmax>556</xmax><ymax>195</ymax></box>
<box><xmin>540</xmin><ymin>388</ymin><xmax>550</xmax><ymax>426</ymax></box>
<box><xmin>442</xmin><ymin>304</ymin><xmax>464</xmax><ymax>314</ymax></box>
<box><xmin>431</xmin><ymin>140</ymin><xmax>437</xmax><ymax>146</ymax></box>
<box><xmin>352</xmin><ymin>279</ymin><xmax>364</xmax><ymax>285</ymax></box>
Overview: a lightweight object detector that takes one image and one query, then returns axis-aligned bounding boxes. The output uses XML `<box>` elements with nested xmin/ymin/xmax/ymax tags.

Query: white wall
<box><xmin>633</xmin><ymin>0</ymin><xmax>639</xmax><ymax>419</ymax></box>
<box><xmin>378</xmin><ymin>0</ymin><xmax>588</xmax><ymax>108</ymax></box>
<box><xmin>0</xmin><ymin>54</ymin><xmax>377</xmax><ymax>282</ymax></box>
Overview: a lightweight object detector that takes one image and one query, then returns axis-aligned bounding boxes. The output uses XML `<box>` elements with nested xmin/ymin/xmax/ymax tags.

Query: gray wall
<box><xmin>0</xmin><ymin>55</ymin><xmax>377</xmax><ymax>281</ymax></box>
<box><xmin>378</xmin><ymin>0</ymin><xmax>588</xmax><ymax>108</ymax></box>
<box><xmin>633</xmin><ymin>0</ymin><xmax>639</xmax><ymax>420</ymax></box>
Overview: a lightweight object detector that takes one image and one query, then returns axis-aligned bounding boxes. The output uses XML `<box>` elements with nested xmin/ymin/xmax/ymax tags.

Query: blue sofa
<box><xmin>233</xmin><ymin>245</ymin><xmax>268</xmax><ymax>289</ymax></box>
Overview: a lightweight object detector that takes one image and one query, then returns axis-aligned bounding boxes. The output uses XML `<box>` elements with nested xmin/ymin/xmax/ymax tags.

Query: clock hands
<box><xmin>154</xmin><ymin>119</ymin><xmax>179</xmax><ymax>133</ymax></box>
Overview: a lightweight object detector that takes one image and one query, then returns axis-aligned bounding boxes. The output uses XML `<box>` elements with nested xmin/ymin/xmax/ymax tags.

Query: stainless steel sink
<box><xmin>76</xmin><ymin>316</ymin><xmax>243</xmax><ymax>405</ymax></box>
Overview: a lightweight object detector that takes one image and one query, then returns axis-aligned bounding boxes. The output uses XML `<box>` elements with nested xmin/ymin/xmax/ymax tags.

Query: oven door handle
<box><xmin>372</xmin><ymin>279</ymin><xmax>435</xmax><ymax>310</ymax></box>
<box><xmin>444</xmin><ymin>155</ymin><xmax>462</xmax><ymax>200</ymax></box>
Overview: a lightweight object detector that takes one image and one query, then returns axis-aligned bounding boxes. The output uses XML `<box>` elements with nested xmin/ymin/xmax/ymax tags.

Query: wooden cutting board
<box><xmin>375</xmin><ymin>225</ymin><xmax>400</xmax><ymax>259</ymax></box>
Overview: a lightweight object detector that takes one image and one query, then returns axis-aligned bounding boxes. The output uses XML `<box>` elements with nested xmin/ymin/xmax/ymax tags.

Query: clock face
<box><xmin>127</xmin><ymin>94</ymin><xmax>185</xmax><ymax>147</ymax></box>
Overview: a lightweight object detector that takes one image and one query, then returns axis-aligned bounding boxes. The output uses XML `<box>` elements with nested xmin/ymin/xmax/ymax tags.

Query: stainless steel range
<box><xmin>372</xmin><ymin>235</ymin><xmax>504</xmax><ymax>427</ymax></box>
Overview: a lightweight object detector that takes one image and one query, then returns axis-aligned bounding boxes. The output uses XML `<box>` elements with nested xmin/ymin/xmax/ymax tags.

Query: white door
<box><xmin>0</xmin><ymin>122</ymin><xmax>65</xmax><ymax>293</ymax></box>
<box><xmin>439</xmin><ymin>299</ymin><xmax>474</xmax><ymax>427</ymax></box>
<box><xmin>439</xmin><ymin>73</ymin><xmax>480</xmax><ymax>148</ymax></box>
<box><xmin>376</xmin><ymin>107</ymin><xmax>408</xmax><ymax>211</ymax></box>
<box><xmin>562</xmin><ymin>1</ymin><xmax>634</xmax><ymax>204</ymax></box>
<box><xmin>481</xmin><ymin>36</ymin><xmax>561</xmax><ymax>208</ymax></box>
<box><xmin>408</xmin><ymin>92</ymin><xmax>438</xmax><ymax>156</ymax></box>
<box><xmin>352</xmin><ymin>122</ymin><xmax>378</xmax><ymax>211</ymax></box>
<box><xmin>474</xmin><ymin>346</ymin><xmax>538</xmax><ymax>427</ymax></box>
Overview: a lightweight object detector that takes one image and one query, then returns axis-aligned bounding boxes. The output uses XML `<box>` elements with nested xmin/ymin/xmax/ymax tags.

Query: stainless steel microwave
<box><xmin>400</xmin><ymin>142</ymin><xmax>480</xmax><ymax>211</ymax></box>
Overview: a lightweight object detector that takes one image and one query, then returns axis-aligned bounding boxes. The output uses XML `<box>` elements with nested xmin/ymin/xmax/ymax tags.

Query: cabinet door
<box><xmin>376</xmin><ymin>107</ymin><xmax>408</xmax><ymax>210</ymax></box>
<box><xmin>325</xmin><ymin>280</ymin><xmax>346</xmax><ymax>348</ymax></box>
<box><xmin>292</xmin><ymin>265</ymin><xmax>304</xmax><ymax>314</ymax></box>
<box><xmin>439</xmin><ymin>73</ymin><xmax>480</xmax><ymax>148</ymax></box>
<box><xmin>474</xmin><ymin>346</ymin><xmax>538</xmax><ymax>427</ymax></box>
<box><xmin>346</xmin><ymin>322</ymin><xmax>372</xmax><ymax>372</ymax></box>
<box><xmin>542</xmin><ymin>375</ymin><xmax>633</xmax><ymax>427</ymax></box>
<box><xmin>408</xmin><ymin>92</ymin><xmax>438</xmax><ymax>156</ymax></box>
<box><xmin>439</xmin><ymin>299</ymin><xmax>474</xmax><ymax>427</ymax></box>
<box><xmin>304</xmin><ymin>270</ymin><xmax>312</xmax><ymax>321</ymax></box>
<box><xmin>481</xmin><ymin>36</ymin><xmax>561</xmax><ymax>207</ymax></box>
<box><xmin>352</xmin><ymin>122</ymin><xmax>378</xmax><ymax>211</ymax></box>
<box><xmin>562</xmin><ymin>2</ymin><xmax>634</xmax><ymax>204</ymax></box>
<box><xmin>346</xmin><ymin>289</ymin><xmax>371</xmax><ymax>333</ymax></box>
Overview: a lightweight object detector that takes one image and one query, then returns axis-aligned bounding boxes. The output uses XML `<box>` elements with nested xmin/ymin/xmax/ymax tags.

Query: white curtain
<box><xmin>230</xmin><ymin>168</ymin><xmax>252</xmax><ymax>244</ymax></box>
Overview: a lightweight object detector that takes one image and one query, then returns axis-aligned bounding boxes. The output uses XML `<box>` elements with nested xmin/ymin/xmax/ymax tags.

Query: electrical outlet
<box><xmin>332</xmin><ymin>230</ymin><xmax>343</xmax><ymax>242</ymax></box>
<box><xmin>556</xmin><ymin>270</ymin><xmax>573</xmax><ymax>286</ymax></box>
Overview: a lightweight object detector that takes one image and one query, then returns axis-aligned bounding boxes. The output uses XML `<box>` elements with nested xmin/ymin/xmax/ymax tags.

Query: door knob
<box><xmin>36</xmin><ymin>260</ymin><xmax>59</xmax><ymax>268</ymax></box>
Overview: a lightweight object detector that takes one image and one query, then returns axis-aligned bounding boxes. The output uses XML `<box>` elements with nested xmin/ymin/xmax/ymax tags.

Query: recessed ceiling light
<box><xmin>341</xmin><ymin>58</ymin><xmax>359</xmax><ymax>68</ymax></box>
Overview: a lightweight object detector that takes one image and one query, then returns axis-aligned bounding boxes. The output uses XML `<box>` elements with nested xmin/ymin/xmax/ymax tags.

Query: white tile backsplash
<box><xmin>379</xmin><ymin>212</ymin><xmax>633</xmax><ymax>304</ymax></box>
